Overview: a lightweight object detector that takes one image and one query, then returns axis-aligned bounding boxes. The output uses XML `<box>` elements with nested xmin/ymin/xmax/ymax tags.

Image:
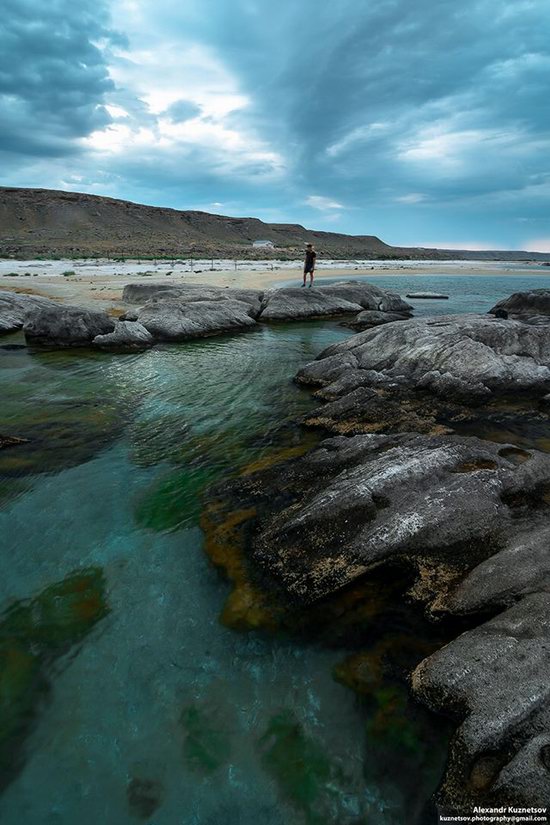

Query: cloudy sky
<box><xmin>2</xmin><ymin>0</ymin><xmax>550</xmax><ymax>249</ymax></box>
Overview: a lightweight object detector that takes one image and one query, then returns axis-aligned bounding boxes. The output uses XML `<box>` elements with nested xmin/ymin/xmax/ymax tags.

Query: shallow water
<box><xmin>1</xmin><ymin>275</ymin><xmax>548</xmax><ymax>824</ymax></box>
<box><xmin>0</xmin><ymin>320</ymin><xmax>446</xmax><ymax>825</ymax></box>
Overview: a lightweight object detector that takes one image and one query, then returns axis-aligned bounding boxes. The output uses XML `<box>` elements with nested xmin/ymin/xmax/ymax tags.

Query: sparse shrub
<box><xmin>62</xmin><ymin>270</ymin><xmax>76</xmax><ymax>277</ymax></box>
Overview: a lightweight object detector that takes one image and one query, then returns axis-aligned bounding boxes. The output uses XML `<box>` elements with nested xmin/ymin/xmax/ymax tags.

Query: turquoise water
<box><xmin>286</xmin><ymin>273</ymin><xmax>550</xmax><ymax>317</ymax></box>
<box><xmin>3</xmin><ymin>274</ymin><xmax>548</xmax><ymax>824</ymax></box>
<box><xmin>0</xmin><ymin>320</ymin><xmax>444</xmax><ymax>825</ymax></box>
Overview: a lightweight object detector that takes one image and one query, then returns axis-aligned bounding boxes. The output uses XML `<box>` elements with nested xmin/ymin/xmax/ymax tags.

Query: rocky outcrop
<box><xmin>23</xmin><ymin>305</ymin><xmax>115</xmax><ymax>348</ymax></box>
<box><xmin>92</xmin><ymin>320</ymin><xmax>154</xmax><ymax>351</ymax></box>
<box><xmin>122</xmin><ymin>282</ymin><xmax>265</xmax><ymax>317</ymax></box>
<box><xmin>259</xmin><ymin>287</ymin><xmax>362</xmax><ymax>320</ymax></box>
<box><xmin>317</xmin><ymin>282</ymin><xmax>413</xmax><ymax>314</ymax></box>
<box><xmin>136</xmin><ymin>297</ymin><xmax>257</xmax><ymax>341</ymax></box>
<box><xmin>347</xmin><ymin>309</ymin><xmax>412</xmax><ymax>330</ymax></box>
<box><xmin>413</xmin><ymin>593</ymin><xmax>550</xmax><ymax>809</ymax></box>
<box><xmin>489</xmin><ymin>288</ymin><xmax>550</xmax><ymax>323</ymax></box>
<box><xmin>0</xmin><ymin>290</ymin><xmax>57</xmax><ymax>334</ymax></box>
<box><xmin>210</xmin><ymin>432</ymin><xmax>550</xmax><ymax>605</ymax></box>
<box><xmin>297</xmin><ymin>314</ymin><xmax>550</xmax><ymax>412</ymax></box>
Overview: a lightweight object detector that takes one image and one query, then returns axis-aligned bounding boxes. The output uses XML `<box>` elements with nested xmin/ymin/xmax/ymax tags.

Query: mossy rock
<box><xmin>180</xmin><ymin>704</ymin><xmax>232</xmax><ymax>774</ymax></box>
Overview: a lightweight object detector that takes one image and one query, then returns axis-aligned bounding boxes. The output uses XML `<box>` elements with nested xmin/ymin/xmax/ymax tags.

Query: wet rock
<box><xmin>209</xmin><ymin>432</ymin><xmax>550</xmax><ymax>605</ymax></box>
<box><xmin>0</xmin><ymin>434</ymin><xmax>28</xmax><ymax>450</ymax></box>
<box><xmin>259</xmin><ymin>287</ymin><xmax>362</xmax><ymax>320</ymax></box>
<box><xmin>489</xmin><ymin>288</ymin><xmax>550</xmax><ymax>322</ymax></box>
<box><xmin>297</xmin><ymin>314</ymin><xmax>550</xmax><ymax>403</ymax></box>
<box><xmin>127</xmin><ymin>778</ymin><xmax>163</xmax><ymax>819</ymax></box>
<box><xmin>136</xmin><ymin>297</ymin><xmax>257</xmax><ymax>341</ymax></box>
<box><xmin>93</xmin><ymin>320</ymin><xmax>154</xmax><ymax>351</ymax></box>
<box><xmin>347</xmin><ymin>310</ymin><xmax>412</xmax><ymax>330</ymax></box>
<box><xmin>23</xmin><ymin>304</ymin><xmax>115</xmax><ymax>348</ymax></box>
<box><xmin>412</xmin><ymin>593</ymin><xmax>550</xmax><ymax>809</ymax></box>
<box><xmin>0</xmin><ymin>290</ymin><xmax>57</xmax><ymax>334</ymax></box>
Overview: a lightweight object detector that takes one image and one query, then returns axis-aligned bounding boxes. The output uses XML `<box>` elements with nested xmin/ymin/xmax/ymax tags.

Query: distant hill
<box><xmin>1</xmin><ymin>187</ymin><xmax>549</xmax><ymax>261</ymax></box>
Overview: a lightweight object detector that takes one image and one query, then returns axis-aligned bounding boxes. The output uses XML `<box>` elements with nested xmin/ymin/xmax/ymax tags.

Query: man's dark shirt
<box><xmin>304</xmin><ymin>249</ymin><xmax>316</xmax><ymax>271</ymax></box>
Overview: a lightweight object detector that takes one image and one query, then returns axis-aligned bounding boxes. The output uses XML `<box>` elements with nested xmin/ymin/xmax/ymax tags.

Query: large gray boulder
<box><xmin>24</xmin><ymin>305</ymin><xmax>115</xmax><ymax>348</ymax></box>
<box><xmin>207</xmin><ymin>432</ymin><xmax>550</xmax><ymax>604</ymax></box>
<box><xmin>136</xmin><ymin>297</ymin><xmax>257</xmax><ymax>341</ymax></box>
<box><xmin>259</xmin><ymin>287</ymin><xmax>362</xmax><ymax>320</ymax></box>
<box><xmin>413</xmin><ymin>593</ymin><xmax>550</xmax><ymax>810</ymax></box>
<box><xmin>0</xmin><ymin>290</ymin><xmax>58</xmax><ymax>334</ymax></box>
<box><xmin>93</xmin><ymin>320</ymin><xmax>154</xmax><ymax>351</ymax></box>
<box><xmin>122</xmin><ymin>282</ymin><xmax>264</xmax><ymax>317</ymax></box>
<box><xmin>297</xmin><ymin>314</ymin><xmax>550</xmax><ymax>402</ymax></box>
<box><xmin>319</xmin><ymin>281</ymin><xmax>413</xmax><ymax>313</ymax></box>
<box><xmin>347</xmin><ymin>309</ymin><xmax>412</xmax><ymax>330</ymax></box>
<box><xmin>489</xmin><ymin>288</ymin><xmax>550</xmax><ymax>321</ymax></box>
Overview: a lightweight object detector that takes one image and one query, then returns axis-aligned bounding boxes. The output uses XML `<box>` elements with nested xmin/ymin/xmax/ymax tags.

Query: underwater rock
<box><xmin>0</xmin><ymin>290</ymin><xmax>57</xmax><ymax>335</ymax></box>
<box><xmin>259</xmin><ymin>287</ymin><xmax>362</xmax><ymax>320</ymax></box>
<box><xmin>489</xmin><ymin>288</ymin><xmax>550</xmax><ymax>322</ymax></box>
<box><xmin>93</xmin><ymin>320</ymin><xmax>154</xmax><ymax>351</ymax></box>
<box><xmin>23</xmin><ymin>304</ymin><xmax>115</xmax><ymax>348</ymax></box>
<box><xmin>0</xmin><ymin>568</ymin><xmax>109</xmax><ymax>791</ymax></box>
<box><xmin>412</xmin><ymin>592</ymin><xmax>550</xmax><ymax>810</ymax></box>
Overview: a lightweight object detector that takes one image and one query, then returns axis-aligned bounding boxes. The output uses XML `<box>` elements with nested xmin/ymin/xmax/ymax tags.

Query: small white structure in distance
<box><xmin>252</xmin><ymin>240</ymin><xmax>275</xmax><ymax>249</ymax></box>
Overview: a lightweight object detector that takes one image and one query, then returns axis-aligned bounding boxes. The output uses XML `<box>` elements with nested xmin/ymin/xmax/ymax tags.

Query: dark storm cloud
<box><xmin>0</xmin><ymin>0</ymin><xmax>122</xmax><ymax>155</ymax></box>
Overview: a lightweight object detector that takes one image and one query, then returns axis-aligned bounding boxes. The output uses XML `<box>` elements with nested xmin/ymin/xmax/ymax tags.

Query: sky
<box><xmin>1</xmin><ymin>0</ymin><xmax>550</xmax><ymax>250</ymax></box>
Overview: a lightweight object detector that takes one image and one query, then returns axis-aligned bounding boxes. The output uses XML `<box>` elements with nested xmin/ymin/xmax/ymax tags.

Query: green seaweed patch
<box><xmin>180</xmin><ymin>704</ymin><xmax>232</xmax><ymax>774</ymax></box>
<box><xmin>135</xmin><ymin>466</ymin><xmax>221</xmax><ymax>532</ymax></box>
<box><xmin>0</xmin><ymin>568</ymin><xmax>109</xmax><ymax>790</ymax></box>
<box><xmin>259</xmin><ymin>710</ymin><xmax>365</xmax><ymax>825</ymax></box>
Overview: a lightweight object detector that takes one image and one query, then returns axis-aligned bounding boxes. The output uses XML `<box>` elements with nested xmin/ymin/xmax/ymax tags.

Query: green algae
<box><xmin>0</xmin><ymin>568</ymin><xmax>109</xmax><ymax>789</ymax></box>
<box><xmin>180</xmin><ymin>704</ymin><xmax>232</xmax><ymax>774</ymax></box>
<box><xmin>259</xmin><ymin>710</ymin><xmax>366</xmax><ymax>825</ymax></box>
<box><xmin>135</xmin><ymin>466</ymin><xmax>221</xmax><ymax>532</ymax></box>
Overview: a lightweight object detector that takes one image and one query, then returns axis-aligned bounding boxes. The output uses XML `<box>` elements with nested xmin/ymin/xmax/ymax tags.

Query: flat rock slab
<box><xmin>297</xmin><ymin>313</ymin><xmax>550</xmax><ymax>402</ymax></box>
<box><xmin>24</xmin><ymin>305</ymin><xmax>115</xmax><ymax>348</ymax></box>
<box><xmin>212</xmin><ymin>432</ymin><xmax>550</xmax><ymax>605</ymax></box>
<box><xmin>406</xmin><ymin>292</ymin><xmax>448</xmax><ymax>299</ymax></box>
<box><xmin>0</xmin><ymin>290</ymin><xmax>58</xmax><ymax>334</ymax></box>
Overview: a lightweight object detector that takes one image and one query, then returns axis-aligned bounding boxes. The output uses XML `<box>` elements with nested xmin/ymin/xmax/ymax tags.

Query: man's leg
<box><xmin>309</xmin><ymin>270</ymin><xmax>314</xmax><ymax>287</ymax></box>
<box><xmin>302</xmin><ymin>270</ymin><xmax>307</xmax><ymax>286</ymax></box>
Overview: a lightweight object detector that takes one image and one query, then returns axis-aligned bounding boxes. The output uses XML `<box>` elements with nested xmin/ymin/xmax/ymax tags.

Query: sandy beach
<box><xmin>1</xmin><ymin>259</ymin><xmax>549</xmax><ymax>310</ymax></box>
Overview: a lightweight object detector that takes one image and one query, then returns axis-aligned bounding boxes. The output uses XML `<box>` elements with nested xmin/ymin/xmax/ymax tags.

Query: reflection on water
<box><xmin>0</xmin><ymin>320</ymin><xmax>447</xmax><ymax>824</ymax></box>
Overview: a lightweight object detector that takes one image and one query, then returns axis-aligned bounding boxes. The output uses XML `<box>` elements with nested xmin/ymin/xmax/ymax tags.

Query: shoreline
<box><xmin>1</xmin><ymin>261</ymin><xmax>550</xmax><ymax>311</ymax></box>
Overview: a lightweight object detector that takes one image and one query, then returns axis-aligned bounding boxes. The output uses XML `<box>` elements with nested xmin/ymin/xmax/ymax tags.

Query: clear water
<box><xmin>0</xmin><ymin>320</ymin><xmax>443</xmax><ymax>825</ymax></box>
<box><xmin>2</xmin><ymin>275</ymin><xmax>548</xmax><ymax>824</ymax></box>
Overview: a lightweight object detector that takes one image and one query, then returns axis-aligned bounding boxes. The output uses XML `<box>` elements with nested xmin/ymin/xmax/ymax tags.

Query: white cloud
<box><xmin>524</xmin><ymin>238</ymin><xmax>550</xmax><ymax>253</ymax></box>
<box><xmin>306</xmin><ymin>195</ymin><xmax>344</xmax><ymax>210</ymax></box>
<box><xmin>395</xmin><ymin>193</ymin><xmax>426</xmax><ymax>204</ymax></box>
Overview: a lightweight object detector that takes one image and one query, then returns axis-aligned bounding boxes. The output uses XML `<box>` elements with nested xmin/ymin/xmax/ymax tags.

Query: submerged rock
<box><xmin>93</xmin><ymin>320</ymin><xmax>154</xmax><ymax>351</ymax></box>
<box><xmin>23</xmin><ymin>304</ymin><xmax>115</xmax><ymax>348</ymax></box>
<box><xmin>0</xmin><ymin>290</ymin><xmax>57</xmax><ymax>335</ymax></box>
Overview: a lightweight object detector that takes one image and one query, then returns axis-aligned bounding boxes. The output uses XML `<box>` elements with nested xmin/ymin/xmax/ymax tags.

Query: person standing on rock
<box><xmin>302</xmin><ymin>243</ymin><xmax>316</xmax><ymax>287</ymax></box>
